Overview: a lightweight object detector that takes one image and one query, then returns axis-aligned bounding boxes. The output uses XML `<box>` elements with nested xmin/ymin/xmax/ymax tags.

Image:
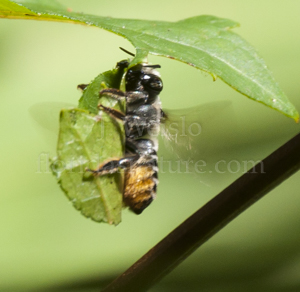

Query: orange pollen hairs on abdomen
<box><xmin>123</xmin><ymin>165</ymin><xmax>157</xmax><ymax>214</ymax></box>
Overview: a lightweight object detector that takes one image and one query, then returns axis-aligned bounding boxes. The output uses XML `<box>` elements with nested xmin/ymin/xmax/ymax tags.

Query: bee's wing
<box><xmin>29</xmin><ymin>102</ymin><xmax>77</xmax><ymax>148</ymax></box>
<box><xmin>29</xmin><ymin>102</ymin><xmax>76</xmax><ymax>133</ymax></box>
<box><xmin>160</xmin><ymin>100</ymin><xmax>237</xmax><ymax>178</ymax></box>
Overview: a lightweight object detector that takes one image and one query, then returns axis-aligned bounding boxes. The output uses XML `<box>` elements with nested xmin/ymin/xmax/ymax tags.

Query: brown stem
<box><xmin>102</xmin><ymin>132</ymin><xmax>300</xmax><ymax>292</ymax></box>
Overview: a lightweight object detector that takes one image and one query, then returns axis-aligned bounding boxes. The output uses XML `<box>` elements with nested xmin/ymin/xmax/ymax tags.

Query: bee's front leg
<box><xmin>98</xmin><ymin>104</ymin><xmax>125</xmax><ymax>121</ymax></box>
<box><xmin>100</xmin><ymin>88</ymin><xmax>148</xmax><ymax>105</ymax></box>
<box><xmin>86</xmin><ymin>155</ymin><xmax>139</xmax><ymax>176</ymax></box>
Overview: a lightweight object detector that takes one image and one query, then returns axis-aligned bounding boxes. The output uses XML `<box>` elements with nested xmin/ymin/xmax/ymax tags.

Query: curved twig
<box><xmin>102</xmin><ymin>132</ymin><xmax>300</xmax><ymax>292</ymax></box>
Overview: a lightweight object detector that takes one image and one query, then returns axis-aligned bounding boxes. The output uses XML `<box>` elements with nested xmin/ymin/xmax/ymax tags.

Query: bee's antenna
<box><xmin>119</xmin><ymin>47</ymin><xmax>135</xmax><ymax>57</ymax></box>
<box><xmin>143</xmin><ymin>65</ymin><xmax>161</xmax><ymax>69</ymax></box>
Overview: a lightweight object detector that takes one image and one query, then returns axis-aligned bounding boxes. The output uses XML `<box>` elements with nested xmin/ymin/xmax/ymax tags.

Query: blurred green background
<box><xmin>1</xmin><ymin>0</ymin><xmax>300</xmax><ymax>291</ymax></box>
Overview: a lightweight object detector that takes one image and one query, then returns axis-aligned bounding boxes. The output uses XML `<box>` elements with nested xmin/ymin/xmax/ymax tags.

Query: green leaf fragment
<box><xmin>51</xmin><ymin>62</ymin><xmax>126</xmax><ymax>224</ymax></box>
<box><xmin>1</xmin><ymin>0</ymin><xmax>298</xmax><ymax>120</ymax></box>
<box><xmin>51</xmin><ymin>108</ymin><xmax>124</xmax><ymax>225</ymax></box>
<box><xmin>78</xmin><ymin>64</ymin><xmax>126</xmax><ymax>114</ymax></box>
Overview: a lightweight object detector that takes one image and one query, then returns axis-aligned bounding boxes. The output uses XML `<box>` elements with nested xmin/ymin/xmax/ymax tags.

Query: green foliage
<box><xmin>2</xmin><ymin>0</ymin><xmax>299</xmax><ymax>224</ymax></box>
<box><xmin>0</xmin><ymin>0</ymin><xmax>298</xmax><ymax>120</ymax></box>
<box><xmin>51</xmin><ymin>66</ymin><xmax>125</xmax><ymax>225</ymax></box>
<box><xmin>78</xmin><ymin>66</ymin><xmax>125</xmax><ymax>114</ymax></box>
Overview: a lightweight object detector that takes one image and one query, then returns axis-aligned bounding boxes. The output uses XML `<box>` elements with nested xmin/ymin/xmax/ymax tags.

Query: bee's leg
<box><xmin>86</xmin><ymin>139</ymin><xmax>157</xmax><ymax>176</ymax></box>
<box><xmin>100</xmin><ymin>88</ymin><xmax>148</xmax><ymax>105</ymax></box>
<box><xmin>100</xmin><ymin>88</ymin><xmax>125</xmax><ymax>101</ymax></box>
<box><xmin>86</xmin><ymin>155</ymin><xmax>139</xmax><ymax>176</ymax></box>
<box><xmin>99</xmin><ymin>104</ymin><xmax>125</xmax><ymax>121</ymax></box>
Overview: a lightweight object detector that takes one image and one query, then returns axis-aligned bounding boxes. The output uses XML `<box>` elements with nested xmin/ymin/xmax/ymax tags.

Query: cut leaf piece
<box><xmin>78</xmin><ymin>63</ymin><xmax>126</xmax><ymax>114</ymax></box>
<box><xmin>51</xmin><ymin>108</ymin><xmax>124</xmax><ymax>225</ymax></box>
<box><xmin>1</xmin><ymin>0</ymin><xmax>298</xmax><ymax>120</ymax></box>
<box><xmin>51</xmin><ymin>61</ymin><xmax>125</xmax><ymax>224</ymax></box>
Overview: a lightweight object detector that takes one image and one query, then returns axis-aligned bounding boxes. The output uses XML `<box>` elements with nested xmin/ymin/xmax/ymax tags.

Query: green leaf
<box><xmin>0</xmin><ymin>0</ymin><xmax>65</xmax><ymax>17</ymax></box>
<box><xmin>51</xmin><ymin>64</ymin><xmax>126</xmax><ymax>224</ymax></box>
<box><xmin>51</xmin><ymin>108</ymin><xmax>124</xmax><ymax>225</ymax></box>
<box><xmin>0</xmin><ymin>0</ymin><xmax>31</xmax><ymax>15</ymax></box>
<box><xmin>1</xmin><ymin>0</ymin><xmax>298</xmax><ymax>120</ymax></box>
<box><xmin>78</xmin><ymin>64</ymin><xmax>126</xmax><ymax>114</ymax></box>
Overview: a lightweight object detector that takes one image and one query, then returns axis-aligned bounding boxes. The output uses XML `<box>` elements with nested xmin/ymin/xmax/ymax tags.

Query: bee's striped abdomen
<box><xmin>123</xmin><ymin>164</ymin><xmax>158</xmax><ymax>214</ymax></box>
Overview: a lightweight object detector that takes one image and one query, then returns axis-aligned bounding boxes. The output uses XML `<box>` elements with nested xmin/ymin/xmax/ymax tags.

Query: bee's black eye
<box><xmin>142</xmin><ymin>74</ymin><xmax>163</xmax><ymax>94</ymax></box>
